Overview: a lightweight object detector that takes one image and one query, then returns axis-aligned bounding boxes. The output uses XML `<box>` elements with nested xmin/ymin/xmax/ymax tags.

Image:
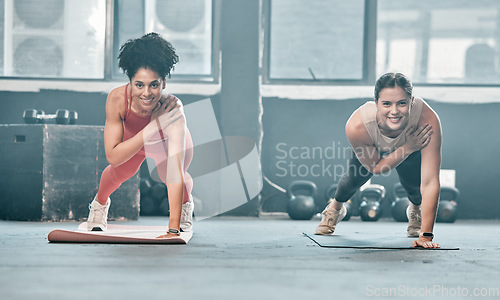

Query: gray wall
<box><xmin>0</xmin><ymin>89</ymin><xmax>211</xmax><ymax>126</ymax></box>
<box><xmin>1</xmin><ymin>88</ymin><xmax>500</xmax><ymax>220</ymax></box>
<box><xmin>261</xmin><ymin>97</ymin><xmax>500</xmax><ymax>220</ymax></box>
<box><xmin>1</xmin><ymin>0</ymin><xmax>500</xmax><ymax>220</ymax></box>
<box><xmin>218</xmin><ymin>0</ymin><xmax>261</xmax><ymax>216</ymax></box>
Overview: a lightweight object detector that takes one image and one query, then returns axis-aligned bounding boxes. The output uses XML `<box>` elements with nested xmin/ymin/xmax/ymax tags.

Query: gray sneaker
<box><xmin>314</xmin><ymin>203</ymin><xmax>347</xmax><ymax>235</ymax></box>
<box><xmin>406</xmin><ymin>205</ymin><xmax>421</xmax><ymax>237</ymax></box>
<box><xmin>87</xmin><ymin>195</ymin><xmax>110</xmax><ymax>231</ymax></box>
<box><xmin>180</xmin><ymin>195</ymin><xmax>194</xmax><ymax>232</ymax></box>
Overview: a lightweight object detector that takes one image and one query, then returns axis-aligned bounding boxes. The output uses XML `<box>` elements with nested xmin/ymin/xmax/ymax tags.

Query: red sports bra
<box><xmin>122</xmin><ymin>83</ymin><xmax>151</xmax><ymax>142</ymax></box>
<box><xmin>122</xmin><ymin>84</ymin><xmax>169</xmax><ymax>147</ymax></box>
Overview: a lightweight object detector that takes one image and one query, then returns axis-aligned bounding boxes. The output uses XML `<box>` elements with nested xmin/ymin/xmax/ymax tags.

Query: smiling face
<box><xmin>375</xmin><ymin>86</ymin><xmax>413</xmax><ymax>136</ymax></box>
<box><xmin>130</xmin><ymin>67</ymin><xmax>166</xmax><ymax>115</ymax></box>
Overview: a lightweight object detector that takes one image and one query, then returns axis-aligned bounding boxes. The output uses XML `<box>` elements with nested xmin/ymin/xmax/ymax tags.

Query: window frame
<box><xmin>262</xmin><ymin>0</ymin><xmax>500</xmax><ymax>88</ymax></box>
<box><xmin>375</xmin><ymin>0</ymin><xmax>500</xmax><ymax>88</ymax></box>
<box><xmin>262</xmin><ymin>0</ymin><xmax>376</xmax><ymax>86</ymax></box>
<box><xmin>0</xmin><ymin>0</ymin><xmax>221</xmax><ymax>84</ymax></box>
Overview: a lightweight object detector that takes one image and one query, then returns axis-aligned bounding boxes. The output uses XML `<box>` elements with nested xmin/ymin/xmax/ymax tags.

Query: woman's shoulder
<box><xmin>346</xmin><ymin>108</ymin><xmax>372</xmax><ymax>145</ymax></box>
<box><xmin>107</xmin><ymin>85</ymin><xmax>127</xmax><ymax>101</ymax></box>
<box><xmin>417</xmin><ymin>97</ymin><xmax>440</xmax><ymax>124</ymax></box>
<box><xmin>106</xmin><ymin>84</ymin><xmax>128</xmax><ymax>118</ymax></box>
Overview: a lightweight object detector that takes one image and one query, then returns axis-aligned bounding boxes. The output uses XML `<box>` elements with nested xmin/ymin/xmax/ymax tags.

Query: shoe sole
<box><xmin>314</xmin><ymin>231</ymin><xmax>334</xmax><ymax>236</ymax></box>
<box><xmin>314</xmin><ymin>226</ymin><xmax>335</xmax><ymax>235</ymax></box>
<box><xmin>87</xmin><ymin>223</ymin><xmax>106</xmax><ymax>231</ymax></box>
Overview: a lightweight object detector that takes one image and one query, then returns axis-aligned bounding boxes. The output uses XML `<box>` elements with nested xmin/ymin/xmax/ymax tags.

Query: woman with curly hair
<box><xmin>87</xmin><ymin>32</ymin><xmax>194</xmax><ymax>238</ymax></box>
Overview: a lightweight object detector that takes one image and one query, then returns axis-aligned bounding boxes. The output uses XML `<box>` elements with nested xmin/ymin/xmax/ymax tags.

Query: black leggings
<box><xmin>335</xmin><ymin>150</ymin><xmax>422</xmax><ymax>205</ymax></box>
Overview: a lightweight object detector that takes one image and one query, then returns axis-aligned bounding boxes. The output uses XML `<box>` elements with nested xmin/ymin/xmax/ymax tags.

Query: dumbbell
<box><xmin>359</xmin><ymin>183</ymin><xmax>386</xmax><ymax>221</ymax></box>
<box><xmin>286</xmin><ymin>180</ymin><xmax>318</xmax><ymax>220</ymax></box>
<box><xmin>23</xmin><ymin>109</ymin><xmax>44</xmax><ymax>124</ymax></box>
<box><xmin>325</xmin><ymin>183</ymin><xmax>351</xmax><ymax>221</ymax></box>
<box><xmin>391</xmin><ymin>183</ymin><xmax>411</xmax><ymax>222</ymax></box>
<box><xmin>436</xmin><ymin>186</ymin><xmax>460</xmax><ymax>223</ymax></box>
<box><xmin>68</xmin><ymin>111</ymin><xmax>78</xmax><ymax>124</ymax></box>
<box><xmin>23</xmin><ymin>109</ymin><xmax>78</xmax><ymax>125</ymax></box>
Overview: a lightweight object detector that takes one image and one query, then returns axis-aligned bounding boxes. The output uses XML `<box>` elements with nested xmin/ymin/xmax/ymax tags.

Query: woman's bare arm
<box><xmin>346</xmin><ymin>110</ymin><xmax>432</xmax><ymax>175</ymax></box>
<box><xmin>104</xmin><ymin>88</ymin><xmax>181</xmax><ymax>167</ymax></box>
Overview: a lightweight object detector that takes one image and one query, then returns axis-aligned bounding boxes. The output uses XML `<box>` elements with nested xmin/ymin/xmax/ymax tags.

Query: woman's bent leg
<box><xmin>87</xmin><ymin>153</ymin><xmax>145</xmax><ymax>231</ymax></box>
<box><xmin>395</xmin><ymin>151</ymin><xmax>422</xmax><ymax>206</ymax></box>
<box><xmin>334</xmin><ymin>152</ymin><xmax>373</xmax><ymax>203</ymax></box>
<box><xmin>315</xmin><ymin>151</ymin><xmax>373</xmax><ymax>235</ymax></box>
<box><xmin>96</xmin><ymin>153</ymin><xmax>146</xmax><ymax>205</ymax></box>
<box><xmin>395</xmin><ymin>151</ymin><xmax>422</xmax><ymax>237</ymax></box>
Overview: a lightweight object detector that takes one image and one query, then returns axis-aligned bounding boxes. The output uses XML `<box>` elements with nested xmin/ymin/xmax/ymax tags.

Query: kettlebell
<box><xmin>391</xmin><ymin>183</ymin><xmax>411</xmax><ymax>222</ymax></box>
<box><xmin>436</xmin><ymin>186</ymin><xmax>460</xmax><ymax>223</ymax></box>
<box><xmin>359</xmin><ymin>184</ymin><xmax>386</xmax><ymax>221</ymax></box>
<box><xmin>325</xmin><ymin>183</ymin><xmax>351</xmax><ymax>221</ymax></box>
<box><xmin>286</xmin><ymin>180</ymin><xmax>318</xmax><ymax>220</ymax></box>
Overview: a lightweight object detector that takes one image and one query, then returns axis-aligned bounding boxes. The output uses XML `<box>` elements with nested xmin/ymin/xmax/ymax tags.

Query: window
<box><xmin>0</xmin><ymin>0</ymin><xmax>216</xmax><ymax>81</ymax></box>
<box><xmin>114</xmin><ymin>0</ymin><xmax>215</xmax><ymax>80</ymax></box>
<box><xmin>377</xmin><ymin>0</ymin><xmax>500</xmax><ymax>85</ymax></box>
<box><xmin>0</xmin><ymin>0</ymin><xmax>106</xmax><ymax>79</ymax></box>
<box><xmin>265</xmin><ymin>0</ymin><xmax>365</xmax><ymax>82</ymax></box>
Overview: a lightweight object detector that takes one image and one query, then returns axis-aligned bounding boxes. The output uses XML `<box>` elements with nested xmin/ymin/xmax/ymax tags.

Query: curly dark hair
<box><xmin>374</xmin><ymin>72</ymin><xmax>413</xmax><ymax>100</ymax></box>
<box><xmin>118</xmin><ymin>32</ymin><xmax>179</xmax><ymax>80</ymax></box>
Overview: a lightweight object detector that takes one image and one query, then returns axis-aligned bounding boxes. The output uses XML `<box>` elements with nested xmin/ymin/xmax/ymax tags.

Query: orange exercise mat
<box><xmin>48</xmin><ymin>223</ymin><xmax>193</xmax><ymax>244</ymax></box>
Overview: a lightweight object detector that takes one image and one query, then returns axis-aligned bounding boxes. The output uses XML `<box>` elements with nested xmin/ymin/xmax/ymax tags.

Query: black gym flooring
<box><xmin>1</xmin><ymin>216</ymin><xmax>499</xmax><ymax>299</ymax></box>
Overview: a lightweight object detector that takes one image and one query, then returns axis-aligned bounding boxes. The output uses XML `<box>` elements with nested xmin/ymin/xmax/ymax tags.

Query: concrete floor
<box><xmin>1</xmin><ymin>216</ymin><xmax>499</xmax><ymax>300</ymax></box>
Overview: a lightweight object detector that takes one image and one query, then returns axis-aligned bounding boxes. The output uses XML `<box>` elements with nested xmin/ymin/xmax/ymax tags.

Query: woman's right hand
<box><xmin>150</xmin><ymin>94</ymin><xmax>183</xmax><ymax>130</ymax></box>
<box><xmin>151</xmin><ymin>94</ymin><xmax>180</xmax><ymax>121</ymax></box>
<box><xmin>405</xmin><ymin>124</ymin><xmax>433</xmax><ymax>153</ymax></box>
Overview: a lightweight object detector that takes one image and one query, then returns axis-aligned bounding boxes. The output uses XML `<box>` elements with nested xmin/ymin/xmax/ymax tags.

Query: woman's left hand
<box><xmin>412</xmin><ymin>237</ymin><xmax>440</xmax><ymax>248</ymax></box>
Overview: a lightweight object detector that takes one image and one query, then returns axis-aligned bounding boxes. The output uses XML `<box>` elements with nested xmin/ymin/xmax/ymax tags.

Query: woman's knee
<box><xmin>110</xmin><ymin>167</ymin><xmax>138</xmax><ymax>183</ymax></box>
<box><xmin>105</xmin><ymin>160</ymin><xmax>142</xmax><ymax>183</ymax></box>
<box><xmin>335</xmin><ymin>172</ymin><xmax>371</xmax><ymax>202</ymax></box>
<box><xmin>408</xmin><ymin>193</ymin><xmax>422</xmax><ymax>206</ymax></box>
<box><xmin>400</xmin><ymin>184</ymin><xmax>421</xmax><ymax>205</ymax></box>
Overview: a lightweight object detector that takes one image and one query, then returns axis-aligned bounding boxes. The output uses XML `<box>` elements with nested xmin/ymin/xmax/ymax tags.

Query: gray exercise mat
<box><xmin>303</xmin><ymin>233</ymin><xmax>459</xmax><ymax>250</ymax></box>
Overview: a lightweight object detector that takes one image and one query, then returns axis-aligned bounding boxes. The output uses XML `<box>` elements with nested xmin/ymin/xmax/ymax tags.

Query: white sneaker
<box><xmin>406</xmin><ymin>205</ymin><xmax>421</xmax><ymax>237</ymax></box>
<box><xmin>87</xmin><ymin>195</ymin><xmax>110</xmax><ymax>231</ymax></box>
<box><xmin>180</xmin><ymin>195</ymin><xmax>194</xmax><ymax>232</ymax></box>
<box><xmin>314</xmin><ymin>203</ymin><xmax>347</xmax><ymax>235</ymax></box>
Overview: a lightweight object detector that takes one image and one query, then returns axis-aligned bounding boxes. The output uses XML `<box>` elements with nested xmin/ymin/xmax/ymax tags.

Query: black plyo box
<box><xmin>0</xmin><ymin>124</ymin><xmax>139</xmax><ymax>221</ymax></box>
